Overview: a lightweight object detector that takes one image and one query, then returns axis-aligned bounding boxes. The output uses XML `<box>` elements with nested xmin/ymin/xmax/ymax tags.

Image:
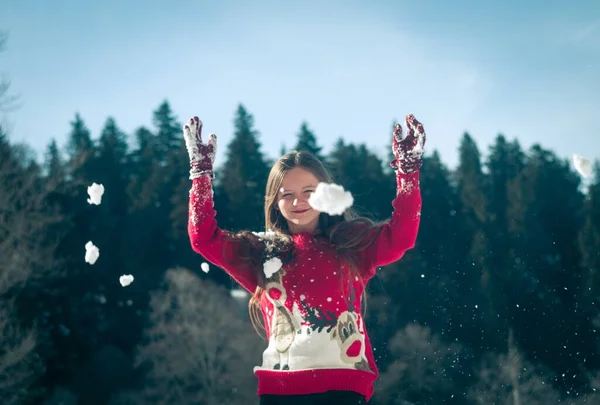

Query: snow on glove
<box><xmin>390</xmin><ymin>114</ymin><xmax>426</xmax><ymax>174</ymax></box>
<box><xmin>183</xmin><ymin>116</ymin><xmax>217</xmax><ymax>180</ymax></box>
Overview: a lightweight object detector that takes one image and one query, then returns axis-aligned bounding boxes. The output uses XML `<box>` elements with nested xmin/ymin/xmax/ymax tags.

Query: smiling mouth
<box><xmin>293</xmin><ymin>209</ymin><xmax>310</xmax><ymax>214</ymax></box>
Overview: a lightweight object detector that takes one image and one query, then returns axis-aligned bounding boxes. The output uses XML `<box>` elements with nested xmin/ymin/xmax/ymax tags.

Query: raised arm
<box><xmin>184</xmin><ymin>117</ymin><xmax>259</xmax><ymax>292</ymax></box>
<box><xmin>359</xmin><ymin>114</ymin><xmax>425</xmax><ymax>274</ymax></box>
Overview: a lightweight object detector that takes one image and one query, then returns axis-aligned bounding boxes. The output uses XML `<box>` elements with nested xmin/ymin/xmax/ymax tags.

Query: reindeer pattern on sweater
<box><xmin>255</xmin><ymin>233</ymin><xmax>374</xmax><ymax>374</ymax></box>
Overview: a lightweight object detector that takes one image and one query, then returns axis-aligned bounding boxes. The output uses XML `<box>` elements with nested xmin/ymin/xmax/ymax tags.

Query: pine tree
<box><xmin>327</xmin><ymin>139</ymin><xmax>393</xmax><ymax>219</ymax></box>
<box><xmin>216</xmin><ymin>104</ymin><xmax>270</xmax><ymax>232</ymax></box>
<box><xmin>162</xmin><ymin>107</ymin><xmax>197</xmax><ymax>266</ymax></box>
<box><xmin>129</xmin><ymin>101</ymin><xmax>183</xmax><ymax>208</ymax></box>
<box><xmin>123</xmin><ymin>125</ymin><xmax>164</xmax><ymax>278</ymax></box>
<box><xmin>152</xmin><ymin>101</ymin><xmax>185</xmax><ymax>194</ymax></box>
<box><xmin>506</xmin><ymin>145</ymin><xmax>589</xmax><ymax>392</ymax></box>
<box><xmin>418</xmin><ymin>152</ymin><xmax>472</xmax><ymax>333</ymax></box>
<box><xmin>508</xmin><ymin>145</ymin><xmax>584</xmax><ymax>305</ymax></box>
<box><xmin>456</xmin><ymin>132</ymin><xmax>487</xmax><ymax>233</ymax></box>
<box><xmin>25</xmin><ymin>114</ymin><xmax>107</xmax><ymax>395</ymax></box>
<box><xmin>452</xmin><ymin>133</ymin><xmax>490</xmax><ymax>347</ymax></box>
<box><xmin>579</xmin><ymin>163</ymin><xmax>600</xmax><ymax>311</ymax></box>
<box><xmin>371</xmin><ymin>151</ymin><xmax>461</xmax><ymax>354</ymax></box>
<box><xmin>44</xmin><ymin>139</ymin><xmax>65</xmax><ymax>190</ymax></box>
<box><xmin>485</xmin><ymin>136</ymin><xmax>525</xmax><ymax>275</ymax></box>
<box><xmin>294</xmin><ymin>121</ymin><xmax>324</xmax><ymax>161</ymax></box>
<box><xmin>127</xmin><ymin>126</ymin><xmax>158</xmax><ymax>210</ymax></box>
<box><xmin>98</xmin><ymin>117</ymin><xmax>128</xmax><ymax>164</ymax></box>
<box><xmin>93</xmin><ymin>116</ymin><xmax>133</xmax><ymax>296</ymax></box>
<box><xmin>124</xmin><ymin>102</ymin><xmax>184</xmax><ymax>275</ymax></box>
<box><xmin>66</xmin><ymin>113</ymin><xmax>95</xmax><ymax>181</ymax></box>
<box><xmin>477</xmin><ymin>136</ymin><xmax>526</xmax><ymax>348</ymax></box>
<box><xmin>355</xmin><ymin>144</ymin><xmax>395</xmax><ymax>220</ymax></box>
<box><xmin>153</xmin><ymin>100</ymin><xmax>182</xmax><ymax>160</ymax></box>
<box><xmin>59</xmin><ymin>113</ymin><xmax>98</xmax><ymax>242</ymax></box>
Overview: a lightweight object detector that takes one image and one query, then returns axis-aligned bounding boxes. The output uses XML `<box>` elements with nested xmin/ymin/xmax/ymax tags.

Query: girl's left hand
<box><xmin>390</xmin><ymin>114</ymin><xmax>426</xmax><ymax>173</ymax></box>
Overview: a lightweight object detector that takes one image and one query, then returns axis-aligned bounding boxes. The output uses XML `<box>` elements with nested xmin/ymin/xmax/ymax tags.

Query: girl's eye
<box><xmin>304</xmin><ymin>190</ymin><xmax>314</xmax><ymax>194</ymax></box>
<box><xmin>283</xmin><ymin>193</ymin><xmax>292</xmax><ymax>198</ymax></box>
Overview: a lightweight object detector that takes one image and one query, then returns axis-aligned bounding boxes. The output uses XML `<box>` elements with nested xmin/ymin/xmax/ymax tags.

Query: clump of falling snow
<box><xmin>308</xmin><ymin>182</ymin><xmax>353</xmax><ymax>216</ymax></box>
<box><xmin>201</xmin><ymin>262</ymin><xmax>210</xmax><ymax>273</ymax></box>
<box><xmin>85</xmin><ymin>241</ymin><xmax>100</xmax><ymax>264</ymax></box>
<box><xmin>87</xmin><ymin>183</ymin><xmax>105</xmax><ymax>205</ymax></box>
<box><xmin>119</xmin><ymin>274</ymin><xmax>134</xmax><ymax>287</ymax></box>
<box><xmin>573</xmin><ymin>154</ymin><xmax>593</xmax><ymax>178</ymax></box>
<box><xmin>264</xmin><ymin>257</ymin><xmax>283</xmax><ymax>279</ymax></box>
<box><xmin>230</xmin><ymin>289</ymin><xmax>249</xmax><ymax>299</ymax></box>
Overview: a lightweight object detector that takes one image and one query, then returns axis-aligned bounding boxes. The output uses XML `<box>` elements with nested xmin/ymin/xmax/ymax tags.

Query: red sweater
<box><xmin>188</xmin><ymin>171</ymin><xmax>422</xmax><ymax>401</ymax></box>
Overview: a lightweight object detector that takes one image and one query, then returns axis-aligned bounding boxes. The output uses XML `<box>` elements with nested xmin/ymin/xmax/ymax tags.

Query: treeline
<box><xmin>1</xmin><ymin>101</ymin><xmax>599</xmax><ymax>405</ymax></box>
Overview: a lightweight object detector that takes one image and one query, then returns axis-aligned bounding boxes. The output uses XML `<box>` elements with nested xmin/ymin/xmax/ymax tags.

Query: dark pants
<box><xmin>259</xmin><ymin>390</ymin><xmax>367</xmax><ymax>405</ymax></box>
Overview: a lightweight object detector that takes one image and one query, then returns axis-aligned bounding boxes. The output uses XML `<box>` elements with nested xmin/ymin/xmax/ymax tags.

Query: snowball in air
<box><xmin>573</xmin><ymin>154</ymin><xmax>593</xmax><ymax>178</ymax></box>
<box><xmin>230</xmin><ymin>289</ymin><xmax>249</xmax><ymax>299</ymax></box>
<box><xmin>85</xmin><ymin>241</ymin><xmax>100</xmax><ymax>265</ymax></box>
<box><xmin>201</xmin><ymin>262</ymin><xmax>210</xmax><ymax>273</ymax></box>
<box><xmin>308</xmin><ymin>182</ymin><xmax>354</xmax><ymax>216</ymax></box>
<box><xmin>264</xmin><ymin>257</ymin><xmax>283</xmax><ymax>279</ymax></box>
<box><xmin>119</xmin><ymin>274</ymin><xmax>134</xmax><ymax>287</ymax></box>
<box><xmin>87</xmin><ymin>183</ymin><xmax>105</xmax><ymax>205</ymax></box>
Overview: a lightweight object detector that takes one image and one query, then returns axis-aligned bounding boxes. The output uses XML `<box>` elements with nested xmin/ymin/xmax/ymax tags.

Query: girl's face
<box><xmin>276</xmin><ymin>167</ymin><xmax>321</xmax><ymax>234</ymax></box>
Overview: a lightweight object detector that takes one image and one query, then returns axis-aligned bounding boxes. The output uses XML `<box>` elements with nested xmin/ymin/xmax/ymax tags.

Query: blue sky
<box><xmin>1</xmin><ymin>0</ymin><xmax>599</xmax><ymax>170</ymax></box>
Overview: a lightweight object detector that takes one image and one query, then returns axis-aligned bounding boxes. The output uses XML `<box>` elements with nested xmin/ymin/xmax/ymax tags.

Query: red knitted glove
<box><xmin>183</xmin><ymin>116</ymin><xmax>217</xmax><ymax>179</ymax></box>
<box><xmin>390</xmin><ymin>114</ymin><xmax>426</xmax><ymax>174</ymax></box>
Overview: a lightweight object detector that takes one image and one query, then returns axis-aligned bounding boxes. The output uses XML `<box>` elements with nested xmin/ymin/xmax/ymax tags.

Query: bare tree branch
<box><xmin>0</xmin><ymin>305</ymin><xmax>44</xmax><ymax>405</ymax></box>
<box><xmin>132</xmin><ymin>268</ymin><xmax>262</xmax><ymax>405</ymax></box>
<box><xmin>468</xmin><ymin>329</ymin><xmax>559</xmax><ymax>405</ymax></box>
<box><xmin>377</xmin><ymin>323</ymin><xmax>464</xmax><ymax>404</ymax></box>
<box><xmin>0</xmin><ymin>31</ymin><xmax>21</xmax><ymax>113</ymax></box>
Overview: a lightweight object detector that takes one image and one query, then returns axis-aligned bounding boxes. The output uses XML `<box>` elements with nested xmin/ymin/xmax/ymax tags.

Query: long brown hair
<box><xmin>247</xmin><ymin>150</ymin><xmax>383</xmax><ymax>337</ymax></box>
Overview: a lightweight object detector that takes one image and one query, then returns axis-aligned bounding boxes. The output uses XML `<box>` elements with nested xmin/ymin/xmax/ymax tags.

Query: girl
<box><xmin>184</xmin><ymin>114</ymin><xmax>425</xmax><ymax>405</ymax></box>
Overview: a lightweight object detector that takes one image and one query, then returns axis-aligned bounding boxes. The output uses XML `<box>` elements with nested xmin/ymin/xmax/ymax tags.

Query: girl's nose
<box><xmin>293</xmin><ymin>198</ymin><xmax>299</xmax><ymax>206</ymax></box>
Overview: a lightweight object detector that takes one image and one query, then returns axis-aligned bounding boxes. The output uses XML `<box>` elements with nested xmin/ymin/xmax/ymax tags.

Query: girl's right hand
<box><xmin>183</xmin><ymin>116</ymin><xmax>217</xmax><ymax>179</ymax></box>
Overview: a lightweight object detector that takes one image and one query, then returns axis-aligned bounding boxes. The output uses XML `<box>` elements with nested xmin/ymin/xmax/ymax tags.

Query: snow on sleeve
<box><xmin>252</xmin><ymin>231</ymin><xmax>277</xmax><ymax>241</ymax></box>
<box><xmin>119</xmin><ymin>274</ymin><xmax>134</xmax><ymax>287</ymax></box>
<box><xmin>201</xmin><ymin>262</ymin><xmax>210</xmax><ymax>273</ymax></box>
<box><xmin>412</xmin><ymin>132</ymin><xmax>425</xmax><ymax>156</ymax></box>
<box><xmin>573</xmin><ymin>154</ymin><xmax>593</xmax><ymax>178</ymax></box>
<box><xmin>87</xmin><ymin>183</ymin><xmax>105</xmax><ymax>205</ymax></box>
<box><xmin>253</xmin><ymin>230</ymin><xmax>284</xmax><ymax>278</ymax></box>
<box><xmin>264</xmin><ymin>257</ymin><xmax>283</xmax><ymax>279</ymax></box>
<box><xmin>85</xmin><ymin>241</ymin><xmax>100</xmax><ymax>264</ymax></box>
<box><xmin>308</xmin><ymin>182</ymin><xmax>354</xmax><ymax>216</ymax></box>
